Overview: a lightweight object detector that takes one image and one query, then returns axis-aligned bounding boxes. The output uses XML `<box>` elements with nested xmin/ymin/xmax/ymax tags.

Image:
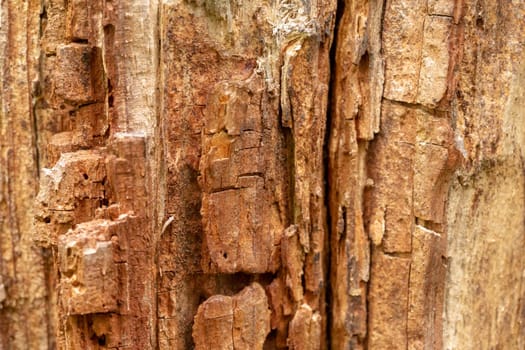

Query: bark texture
<box><xmin>0</xmin><ymin>0</ymin><xmax>523</xmax><ymax>349</ymax></box>
<box><xmin>443</xmin><ymin>2</ymin><xmax>525</xmax><ymax>349</ymax></box>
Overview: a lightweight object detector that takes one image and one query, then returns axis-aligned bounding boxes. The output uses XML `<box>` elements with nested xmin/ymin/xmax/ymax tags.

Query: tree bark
<box><xmin>0</xmin><ymin>0</ymin><xmax>523</xmax><ymax>349</ymax></box>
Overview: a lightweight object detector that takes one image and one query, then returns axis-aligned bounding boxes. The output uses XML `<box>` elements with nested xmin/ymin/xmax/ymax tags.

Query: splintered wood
<box><xmin>162</xmin><ymin>1</ymin><xmax>334</xmax><ymax>348</ymax></box>
<box><xmin>29</xmin><ymin>0</ymin><xmax>157</xmax><ymax>348</ymax></box>
<box><xmin>1</xmin><ymin>0</ymin><xmax>524</xmax><ymax>349</ymax></box>
<box><xmin>329</xmin><ymin>0</ymin><xmax>460</xmax><ymax>349</ymax></box>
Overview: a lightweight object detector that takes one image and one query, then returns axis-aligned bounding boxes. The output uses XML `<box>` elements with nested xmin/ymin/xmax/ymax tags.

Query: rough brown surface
<box><xmin>0</xmin><ymin>0</ymin><xmax>523</xmax><ymax>349</ymax></box>
<box><xmin>0</xmin><ymin>0</ymin><xmax>50</xmax><ymax>348</ymax></box>
<box><xmin>160</xmin><ymin>1</ymin><xmax>335</xmax><ymax>348</ymax></box>
<box><xmin>444</xmin><ymin>1</ymin><xmax>525</xmax><ymax>349</ymax></box>
<box><xmin>193</xmin><ymin>283</ymin><xmax>271</xmax><ymax>350</ymax></box>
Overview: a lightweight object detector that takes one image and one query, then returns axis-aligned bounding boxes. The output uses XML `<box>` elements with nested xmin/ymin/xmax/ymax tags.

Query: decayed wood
<box><xmin>0</xmin><ymin>0</ymin><xmax>50</xmax><ymax>348</ymax></box>
<box><xmin>444</xmin><ymin>1</ymin><xmax>525</xmax><ymax>349</ymax></box>
<box><xmin>31</xmin><ymin>0</ymin><xmax>159</xmax><ymax>348</ymax></box>
<box><xmin>0</xmin><ymin>0</ymin><xmax>524</xmax><ymax>349</ymax></box>
<box><xmin>328</xmin><ymin>1</ymin><xmax>461</xmax><ymax>349</ymax></box>
<box><xmin>193</xmin><ymin>283</ymin><xmax>271</xmax><ymax>349</ymax></box>
<box><xmin>364</xmin><ymin>0</ymin><xmax>460</xmax><ymax>346</ymax></box>
<box><xmin>160</xmin><ymin>1</ymin><xmax>335</xmax><ymax>348</ymax></box>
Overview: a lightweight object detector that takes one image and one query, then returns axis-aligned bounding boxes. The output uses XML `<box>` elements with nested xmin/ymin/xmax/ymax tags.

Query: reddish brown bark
<box><xmin>0</xmin><ymin>0</ymin><xmax>524</xmax><ymax>349</ymax></box>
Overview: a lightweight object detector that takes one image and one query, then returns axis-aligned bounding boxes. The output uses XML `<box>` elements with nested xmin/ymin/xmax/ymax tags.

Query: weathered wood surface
<box><xmin>444</xmin><ymin>2</ymin><xmax>525</xmax><ymax>349</ymax></box>
<box><xmin>0</xmin><ymin>0</ymin><xmax>523</xmax><ymax>349</ymax></box>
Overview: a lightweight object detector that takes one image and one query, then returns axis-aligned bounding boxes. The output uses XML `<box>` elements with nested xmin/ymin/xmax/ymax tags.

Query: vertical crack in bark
<box><xmin>30</xmin><ymin>2</ymin><xmax>45</xmax><ymax>180</ymax></box>
<box><xmin>324</xmin><ymin>0</ymin><xmax>345</xmax><ymax>348</ymax></box>
<box><xmin>36</xmin><ymin>3</ymin><xmax>54</xmax><ymax>346</ymax></box>
<box><xmin>328</xmin><ymin>0</ymin><xmax>386</xmax><ymax>347</ymax></box>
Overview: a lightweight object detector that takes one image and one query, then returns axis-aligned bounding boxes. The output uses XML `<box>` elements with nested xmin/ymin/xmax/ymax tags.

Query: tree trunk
<box><xmin>0</xmin><ymin>0</ymin><xmax>523</xmax><ymax>349</ymax></box>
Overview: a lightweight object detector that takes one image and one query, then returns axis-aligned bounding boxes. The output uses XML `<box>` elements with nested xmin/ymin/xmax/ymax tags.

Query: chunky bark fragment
<box><xmin>35</xmin><ymin>150</ymin><xmax>106</xmax><ymax>246</ymax></box>
<box><xmin>193</xmin><ymin>283</ymin><xmax>270</xmax><ymax>350</ymax></box>
<box><xmin>58</xmin><ymin>221</ymin><xmax>120</xmax><ymax>315</ymax></box>
<box><xmin>382</xmin><ymin>0</ymin><xmax>427</xmax><ymax>102</ymax></box>
<box><xmin>367</xmin><ymin>102</ymin><xmax>417</xmax><ymax>253</ymax></box>
<box><xmin>383</xmin><ymin>0</ymin><xmax>453</xmax><ymax>107</ymax></box>
<box><xmin>416</xmin><ymin>16</ymin><xmax>452</xmax><ymax>106</ymax></box>
<box><xmin>200</xmin><ymin>79</ymin><xmax>282</xmax><ymax>274</ymax></box>
<box><xmin>328</xmin><ymin>3</ymin><xmax>385</xmax><ymax>347</ymax></box>
<box><xmin>54</xmin><ymin>44</ymin><xmax>104</xmax><ymax>105</ymax></box>
<box><xmin>28</xmin><ymin>0</ymin><xmax>159</xmax><ymax>346</ymax></box>
<box><xmin>288</xmin><ymin>304</ymin><xmax>322</xmax><ymax>350</ymax></box>
<box><xmin>65</xmin><ymin>0</ymin><xmax>90</xmax><ymax>41</ymax></box>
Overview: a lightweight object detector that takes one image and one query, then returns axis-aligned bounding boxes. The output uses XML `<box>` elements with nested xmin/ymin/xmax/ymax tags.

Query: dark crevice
<box><xmin>107</xmin><ymin>79</ymin><xmax>114</xmax><ymax>108</ymax></box>
<box><xmin>263</xmin><ymin>329</ymin><xmax>278</xmax><ymax>349</ymax></box>
<box><xmin>365</xmin><ymin>242</ymin><xmax>373</xmax><ymax>348</ymax></box>
<box><xmin>324</xmin><ymin>0</ymin><xmax>345</xmax><ymax>348</ymax></box>
<box><xmin>209</xmin><ymin>186</ymin><xmax>241</xmax><ymax>194</ymax></box>
<box><xmin>100</xmin><ymin>198</ymin><xmax>109</xmax><ymax>207</ymax></box>
<box><xmin>31</xmin><ymin>85</ymin><xmax>42</xmax><ymax>179</ymax></box>
<box><xmin>71</xmin><ymin>38</ymin><xmax>89</xmax><ymax>44</ymax></box>
<box><xmin>72</xmin><ymin>101</ymin><xmax>99</xmax><ymax>110</ymax></box>
<box><xmin>430</xmin><ymin>13</ymin><xmax>455</xmax><ymax>19</ymax></box>
<box><xmin>97</xmin><ymin>334</ymin><xmax>106</xmax><ymax>346</ymax></box>
<box><xmin>197</xmin><ymin>272</ymin><xmax>277</xmax><ymax>299</ymax></box>
<box><xmin>280</xmin><ymin>112</ymin><xmax>295</xmax><ymax>227</ymax></box>
<box><xmin>236</xmin><ymin>172</ymin><xmax>263</xmax><ymax>178</ymax></box>
<box><xmin>36</xmin><ymin>5</ymin><xmax>52</xmax><ymax>347</ymax></box>
<box><xmin>340</xmin><ymin>206</ymin><xmax>348</xmax><ymax>246</ymax></box>
<box><xmin>31</xmin><ymin>2</ymin><xmax>49</xmax><ymax>180</ymax></box>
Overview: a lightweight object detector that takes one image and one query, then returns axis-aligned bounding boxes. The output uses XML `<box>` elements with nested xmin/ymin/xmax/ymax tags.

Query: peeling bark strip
<box><xmin>329</xmin><ymin>0</ymin><xmax>461</xmax><ymax>349</ymax></box>
<box><xmin>1</xmin><ymin>0</ymin><xmax>524</xmax><ymax>349</ymax></box>
<box><xmin>364</xmin><ymin>0</ymin><xmax>461</xmax><ymax>347</ymax></box>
